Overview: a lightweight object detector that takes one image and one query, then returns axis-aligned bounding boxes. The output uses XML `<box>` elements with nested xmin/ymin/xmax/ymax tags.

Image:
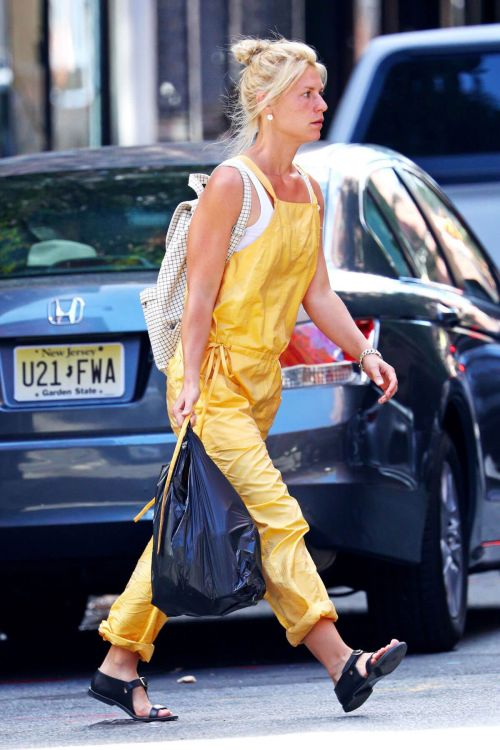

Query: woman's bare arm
<box><xmin>302</xmin><ymin>177</ymin><xmax>398</xmax><ymax>404</ymax></box>
<box><xmin>172</xmin><ymin>166</ymin><xmax>243</xmax><ymax>425</ymax></box>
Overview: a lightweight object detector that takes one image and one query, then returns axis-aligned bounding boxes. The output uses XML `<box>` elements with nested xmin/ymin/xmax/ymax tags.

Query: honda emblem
<box><xmin>48</xmin><ymin>297</ymin><xmax>85</xmax><ymax>325</ymax></box>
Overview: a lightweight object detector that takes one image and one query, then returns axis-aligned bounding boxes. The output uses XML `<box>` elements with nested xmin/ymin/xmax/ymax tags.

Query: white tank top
<box><xmin>219</xmin><ymin>157</ymin><xmax>315</xmax><ymax>251</ymax></box>
<box><xmin>221</xmin><ymin>157</ymin><xmax>275</xmax><ymax>252</ymax></box>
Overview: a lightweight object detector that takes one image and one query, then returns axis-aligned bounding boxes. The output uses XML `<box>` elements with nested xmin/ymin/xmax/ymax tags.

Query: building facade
<box><xmin>1</xmin><ymin>0</ymin><xmax>500</xmax><ymax>157</ymax></box>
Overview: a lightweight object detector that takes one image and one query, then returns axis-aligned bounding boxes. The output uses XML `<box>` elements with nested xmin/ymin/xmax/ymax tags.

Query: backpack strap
<box><xmin>188</xmin><ymin>173</ymin><xmax>209</xmax><ymax>197</ymax></box>
<box><xmin>227</xmin><ymin>166</ymin><xmax>252</xmax><ymax>258</ymax></box>
<box><xmin>187</xmin><ymin>165</ymin><xmax>251</xmax><ymax>261</ymax></box>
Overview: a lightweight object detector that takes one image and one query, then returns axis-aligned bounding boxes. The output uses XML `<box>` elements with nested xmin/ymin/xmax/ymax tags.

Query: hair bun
<box><xmin>231</xmin><ymin>38</ymin><xmax>272</xmax><ymax>66</ymax></box>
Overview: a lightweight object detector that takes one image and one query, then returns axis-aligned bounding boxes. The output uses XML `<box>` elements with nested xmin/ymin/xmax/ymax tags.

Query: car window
<box><xmin>0</xmin><ymin>167</ymin><xmax>196</xmax><ymax>278</ymax></box>
<box><xmin>368</xmin><ymin>168</ymin><xmax>453</xmax><ymax>285</ymax></box>
<box><xmin>363</xmin><ymin>52</ymin><xmax>500</xmax><ymax>156</ymax></box>
<box><xmin>324</xmin><ymin>171</ymin><xmax>363</xmax><ymax>273</ymax></box>
<box><xmin>402</xmin><ymin>170</ymin><xmax>499</xmax><ymax>304</ymax></box>
<box><xmin>363</xmin><ymin>191</ymin><xmax>412</xmax><ymax>277</ymax></box>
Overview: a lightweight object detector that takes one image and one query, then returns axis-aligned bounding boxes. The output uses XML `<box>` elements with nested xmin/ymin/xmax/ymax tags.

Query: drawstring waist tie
<box><xmin>134</xmin><ymin>340</ymin><xmax>279</xmax><ymax>535</ymax></box>
<box><xmin>133</xmin><ymin>342</ymin><xmax>240</xmax><ymax>533</ymax></box>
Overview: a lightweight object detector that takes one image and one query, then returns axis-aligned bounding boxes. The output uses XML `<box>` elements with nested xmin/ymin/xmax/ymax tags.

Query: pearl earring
<box><xmin>266</xmin><ymin>113</ymin><xmax>273</xmax><ymax>121</ymax></box>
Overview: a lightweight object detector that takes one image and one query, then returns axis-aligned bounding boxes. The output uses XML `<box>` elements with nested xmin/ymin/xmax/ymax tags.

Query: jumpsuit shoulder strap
<box><xmin>293</xmin><ymin>163</ymin><xmax>318</xmax><ymax>205</ymax></box>
<box><xmin>236</xmin><ymin>155</ymin><xmax>277</xmax><ymax>201</ymax></box>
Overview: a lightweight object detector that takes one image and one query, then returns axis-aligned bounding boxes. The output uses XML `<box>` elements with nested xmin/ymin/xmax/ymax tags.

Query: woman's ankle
<box><xmin>100</xmin><ymin>645</ymin><xmax>140</xmax><ymax>677</ymax></box>
<box><xmin>303</xmin><ymin>619</ymin><xmax>352</xmax><ymax>681</ymax></box>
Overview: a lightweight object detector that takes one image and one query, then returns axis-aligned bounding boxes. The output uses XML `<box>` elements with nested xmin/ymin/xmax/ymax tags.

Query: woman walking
<box><xmin>89</xmin><ymin>36</ymin><xmax>406</xmax><ymax>721</ymax></box>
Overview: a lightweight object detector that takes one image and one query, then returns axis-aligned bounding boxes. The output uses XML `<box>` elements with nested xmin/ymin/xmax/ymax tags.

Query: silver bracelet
<box><xmin>359</xmin><ymin>347</ymin><xmax>382</xmax><ymax>372</ymax></box>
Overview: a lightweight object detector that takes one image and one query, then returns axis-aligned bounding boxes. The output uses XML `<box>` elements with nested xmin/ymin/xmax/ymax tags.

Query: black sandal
<box><xmin>334</xmin><ymin>641</ymin><xmax>407</xmax><ymax>713</ymax></box>
<box><xmin>88</xmin><ymin>669</ymin><xmax>178</xmax><ymax>722</ymax></box>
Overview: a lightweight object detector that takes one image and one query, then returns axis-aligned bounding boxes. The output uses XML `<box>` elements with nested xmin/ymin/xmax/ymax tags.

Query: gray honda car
<box><xmin>1</xmin><ymin>142</ymin><xmax>499</xmax><ymax>652</ymax></box>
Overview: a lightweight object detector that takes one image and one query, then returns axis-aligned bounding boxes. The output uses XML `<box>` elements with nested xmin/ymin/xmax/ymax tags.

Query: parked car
<box><xmin>0</xmin><ymin>143</ymin><xmax>226</xmax><ymax>639</ymax></box>
<box><xmin>1</xmin><ymin>142</ymin><xmax>499</xmax><ymax>652</ymax></box>
<box><xmin>328</xmin><ymin>23</ymin><xmax>500</xmax><ymax>267</ymax></box>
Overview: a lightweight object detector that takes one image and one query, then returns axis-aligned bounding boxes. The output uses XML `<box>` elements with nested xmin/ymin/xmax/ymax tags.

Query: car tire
<box><xmin>367</xmin><ymin>432</ymin><xmax>468</xmax><ymax>652</ymax></box>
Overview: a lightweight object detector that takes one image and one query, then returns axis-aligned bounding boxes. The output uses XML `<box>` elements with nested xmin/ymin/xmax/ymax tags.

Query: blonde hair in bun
<box><xmin>231</xmin><ymin>38</ymin><xmax>272</xmax><ymax>66</ymax></box>
<box><xmin>226</xmin><ymin>36</ymin><xmax>327</xmax><ymax>153</ymax></box>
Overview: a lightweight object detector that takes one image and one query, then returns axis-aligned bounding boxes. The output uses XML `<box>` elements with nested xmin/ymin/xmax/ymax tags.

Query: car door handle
<box><xmin>435</xmin><ymin>303</ymin><xmax>462</xmax><ymax>327</ymax></box>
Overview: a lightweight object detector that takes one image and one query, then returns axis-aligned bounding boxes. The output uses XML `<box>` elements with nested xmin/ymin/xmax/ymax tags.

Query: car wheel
<box><xmin>367</xmin><ymin>432</ymin><xmax>468</xmax><ymax>652</ymax></box>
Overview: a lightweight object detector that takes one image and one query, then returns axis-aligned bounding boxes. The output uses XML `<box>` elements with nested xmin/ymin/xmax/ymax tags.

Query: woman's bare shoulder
<box><xmin>189</xmin><ymin>163</ymin><xmax>244</xmax><ymax>233</ymax></box>
<box><xmin>307</xmin><ymin>174</ymin><xmax>325</xmax><ymax>207</ymax></box>
<box><xmin>208</xmin><ymin>163</ymin><xmax>245</xmax><ymax>194</ymax></box>
<box><xmin>195</xmin><ymin>163</ymin><xmax>244</xmax><ymax>220</ymax></box>
<box><xmin>303</xmin><ymin>174</ymin><xmax>325</xmax><ymax>216</ymax></box>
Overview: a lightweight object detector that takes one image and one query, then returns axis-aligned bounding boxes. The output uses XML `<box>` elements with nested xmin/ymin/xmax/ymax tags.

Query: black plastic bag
<box><xmin>148</xmin><ymin>421</ymin><xmax>266</xmax><ymax>617</ymax></box>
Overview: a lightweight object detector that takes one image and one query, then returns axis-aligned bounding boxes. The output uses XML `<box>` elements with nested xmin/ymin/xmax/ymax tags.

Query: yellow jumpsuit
<box><xmin>99</xmin><ymin>155</ymin><xmax>338</xmax><ymax>662</ymax></box>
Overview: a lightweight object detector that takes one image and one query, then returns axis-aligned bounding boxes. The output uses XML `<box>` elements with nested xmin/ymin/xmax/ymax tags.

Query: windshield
<box><xmin>0</xmin><ymin>166</ymin><xmax>201</xmax><ymax>278</ymax></box>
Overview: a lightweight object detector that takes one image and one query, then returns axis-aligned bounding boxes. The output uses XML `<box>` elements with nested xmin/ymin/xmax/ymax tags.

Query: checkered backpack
<box><xmin>140</xmin><ymin>164</ymin><xmax>252</xmax><ymax>373</ymax></box>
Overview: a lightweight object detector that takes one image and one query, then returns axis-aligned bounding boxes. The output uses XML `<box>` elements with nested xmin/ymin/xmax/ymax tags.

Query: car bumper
<box><xmin>1</xmin><ymin>384</ymin><xmax>424</xmax><ymax>565</ymax></box>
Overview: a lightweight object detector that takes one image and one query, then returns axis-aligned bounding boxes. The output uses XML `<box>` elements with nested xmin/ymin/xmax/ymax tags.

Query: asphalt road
<box><xmin>1</xmin><ymin>572</ymin><xmax>499</xmax><ymax>749</ymax></box>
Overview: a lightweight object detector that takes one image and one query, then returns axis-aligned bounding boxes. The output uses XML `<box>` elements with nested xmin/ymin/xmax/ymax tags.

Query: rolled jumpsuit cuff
<box><xmin>98</xmin><ymin>620</ymin><xmax>155</xmax><ymax>663</ymax></box>
<box><xmin>286</xmin><ymin>601</ymin><xmax>338</xmax><ymax>647</ymax></box>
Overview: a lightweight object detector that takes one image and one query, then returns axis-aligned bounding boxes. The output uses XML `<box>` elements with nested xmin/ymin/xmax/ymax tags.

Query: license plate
<box><xmin>14</xmin><ymin>343</ymin><xmax>125</xmax><ymax>402</ymax></box>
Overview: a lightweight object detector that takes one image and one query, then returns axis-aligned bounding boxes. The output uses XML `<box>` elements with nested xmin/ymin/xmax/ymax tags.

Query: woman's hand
<box><xmin>362</xmin><ymin>354</ymin><xmax>398</xmax><ymax>404</ymax></box>
<box><xmin>172</xmin><ymin>381</ymin><xmax>200</xmax><ymax>427</ymax></box>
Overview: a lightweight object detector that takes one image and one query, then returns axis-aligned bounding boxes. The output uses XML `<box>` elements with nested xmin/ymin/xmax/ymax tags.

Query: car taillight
<box><xmin>280</xmin><ymin>318</ymin><xmax>377</xmax><ymax>389</ymax></box>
